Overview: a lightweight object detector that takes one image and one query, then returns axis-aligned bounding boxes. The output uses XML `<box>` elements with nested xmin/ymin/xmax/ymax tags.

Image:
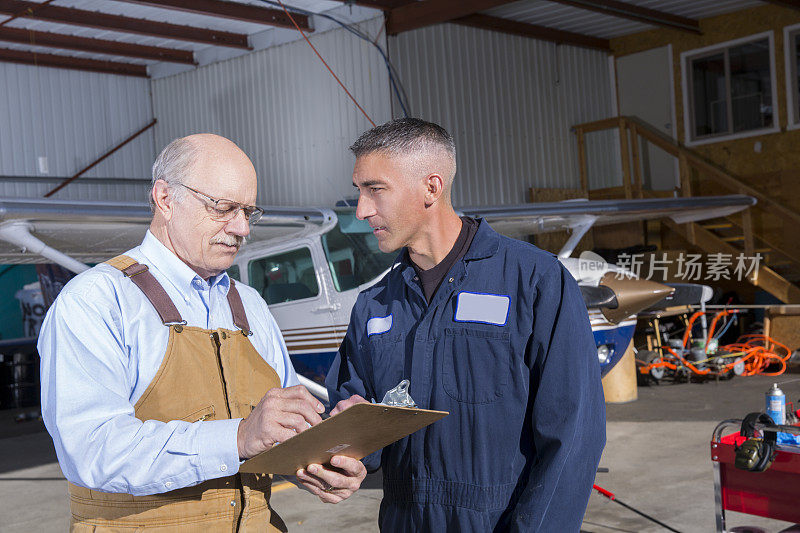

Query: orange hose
<box><xmin>682</xmin><ymin>311</ymin><xmax>705</xmax><ymax>348</ymax></box>
<box><xmin>664</xmin><ymin>346</ymin><xmax>711</xmax><ymax>375</ymax></box>
<box><xmin>274</xmin><ymin>0</ymin><xmax>376</xmax><ymax>128</ymax></box>
<box><xmin>637</xmin><ymin>310</ymin><xmax>792</xmax><ymax>379</ymax></box>
<box><xmin>705</xmin><ymin>309</ymin><xmax>737</xmax><ymax>346</ymax></box>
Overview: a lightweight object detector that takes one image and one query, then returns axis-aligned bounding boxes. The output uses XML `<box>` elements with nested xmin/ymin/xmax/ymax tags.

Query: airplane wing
<box><xmin>0</xmin><ymin>194</ymin><xmax>755</xmax><ymax>268</ymax></box>
<box><xmin>0</xmin><ymin>198</ymin><xmax>335</xmax><ymax>265</ymax></box>
<box><xmin>459</xmin><ymin>195</ymin><xmax>756</xmax><ymax>238</ymax></box>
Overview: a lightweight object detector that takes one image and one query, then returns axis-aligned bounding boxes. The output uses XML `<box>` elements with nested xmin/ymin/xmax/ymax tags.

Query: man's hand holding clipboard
<box><xmin>240</xmin><ymin>391</ymin><xmax>448</xmax><ymax>502</ymax></box>
<box><xmin>294</xmin><ymin>394</ymin><xmax>371</xmax><ymax>503</ymax></box>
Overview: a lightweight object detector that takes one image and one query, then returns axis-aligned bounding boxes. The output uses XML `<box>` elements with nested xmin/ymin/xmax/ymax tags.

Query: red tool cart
<box><xmin>711</xmin><ymin>419</ymin><xmax>800</xmax><ymax>532</ymax></box>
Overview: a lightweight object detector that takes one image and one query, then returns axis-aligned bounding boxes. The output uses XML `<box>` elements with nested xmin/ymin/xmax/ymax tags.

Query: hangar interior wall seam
<box><xmin>1</xmin><ymin>16</ymin><xmax>619</xmax><ymax>206</ymax></box>
<box><xmin>151</xmin><ymin>16</ymin><xmax>392</xmax><ymax>208</ymax></box>
<box><xmin>0</xmin><ymin>63</ymin><xmax>154</xmax><ymax>201</ymax></box>
<box><xmin>390</xmin><ymin>23</ymin><xmax>621</xmax><ymax>206</ymax></box>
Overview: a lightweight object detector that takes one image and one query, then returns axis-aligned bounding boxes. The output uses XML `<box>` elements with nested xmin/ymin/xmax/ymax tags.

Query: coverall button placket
<box><xmin>417</xmin><ymin>264</ymin><xmax>467</xmax><ymax>412</ymax></box>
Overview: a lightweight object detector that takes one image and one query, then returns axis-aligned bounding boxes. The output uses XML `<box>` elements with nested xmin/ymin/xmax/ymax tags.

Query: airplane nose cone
<box><xmin>598</xmin><ymin>272</ymin><xmax>674</xmax><ymax>324</ymax></box>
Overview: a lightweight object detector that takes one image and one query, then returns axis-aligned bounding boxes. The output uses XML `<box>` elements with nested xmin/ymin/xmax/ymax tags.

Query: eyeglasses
<box><xmin>179</xmin><ymin>184</ymin><xmax>264</xmax><ymax>225</ymax></box>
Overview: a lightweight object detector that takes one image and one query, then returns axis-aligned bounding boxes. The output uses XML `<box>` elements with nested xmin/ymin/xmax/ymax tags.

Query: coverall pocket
<box><xmin>367</xmin><ymin>333</ymin><xmax>404</xmax><ymax>396</ymax></box>
<box><xmin>442</xmin><ymin>328</ymin><xmax>511</xmax><ymax>404</ymax></box>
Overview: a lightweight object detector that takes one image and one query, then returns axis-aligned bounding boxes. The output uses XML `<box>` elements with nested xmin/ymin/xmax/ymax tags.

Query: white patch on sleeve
<box><xmin>454</xmin><ymin>292</ymin><xmax>510</xmax><ymax>326</ymax></box>
<box><xmin>367</xmin><ymin>315</ymin><xmax>393</xmax><ymax>336</ymax></box>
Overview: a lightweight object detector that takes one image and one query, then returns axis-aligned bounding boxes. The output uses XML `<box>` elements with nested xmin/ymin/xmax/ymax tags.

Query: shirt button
<box><xmin>220</xmin><ymin>464</ymin><xmax>228</xmax><ymax>472</ymax></box>
<box><xmin>448</xmin><ymin>277</ymin><xmax>454</xmax><ymax>283</ymax></box>
<box><xmin>165</xmin><ymin>481</ymin><xmax>173</xmax><ymax>488</ymax></box>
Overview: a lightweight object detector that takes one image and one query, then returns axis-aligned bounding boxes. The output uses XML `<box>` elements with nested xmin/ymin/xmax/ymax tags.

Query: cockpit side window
<box><xmin>248</xmin><ymin>247</ymin><xmax>320</xmax><ymax>304</ymax></box>
<box><xmin>321</xmin><ymin>210</ymin><xmax>395</xmax><ymax>292</ymax></box>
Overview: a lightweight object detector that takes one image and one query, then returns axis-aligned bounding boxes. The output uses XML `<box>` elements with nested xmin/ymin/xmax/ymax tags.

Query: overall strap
<box><xmin>105</xmin><ymin>255</ymin><xmax>185</xmax><ymax>325</ymax></box>
<box><xmin>227</xmin><ymin>280</ymin><xmax>251</xmax><ymax>335</ymax></box>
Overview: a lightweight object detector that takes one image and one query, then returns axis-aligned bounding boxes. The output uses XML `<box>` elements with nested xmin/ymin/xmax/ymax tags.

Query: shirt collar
<box><xmin>138</xmin><ymin>230</ymin><xmax>230</xmax><ymax>294</ymax></box>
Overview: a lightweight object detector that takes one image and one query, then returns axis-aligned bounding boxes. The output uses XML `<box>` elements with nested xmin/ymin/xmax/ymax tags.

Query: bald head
<box><xmin>149</xmin><ymin>133</ymin><xmax>258</xmax><ymax>279</ymax></box>
<box><xmin>150</xmin><ymin>134</ymin><xmax>255</xmax><ymax>209</ymax></box>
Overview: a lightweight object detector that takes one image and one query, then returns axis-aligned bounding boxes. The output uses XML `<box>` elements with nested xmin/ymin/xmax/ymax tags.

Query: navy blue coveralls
<box><xmin>326</xmin><ymin>220</ymin><xmax>606</xmax><ymax>532</ymax></box>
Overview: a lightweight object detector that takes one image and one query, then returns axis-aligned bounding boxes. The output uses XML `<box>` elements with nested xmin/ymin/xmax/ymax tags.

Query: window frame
<box><xmin>784</xmin><ymin>23</ymin><xmax>800</xmax><ymax>130</ymax></box>
<box><xmin>321</xmin><ymin>210</ymin><xmax>396</xmax><ymax>293</ymax></box>
<box><xmin>226</xmin><ymin>264</ymin><xmax>241</xmax><ymax>282</ymax></box>
<box><xmin>247</xmin><ymin>245</ymin><xmax>321</xmax><ymax>306</ymax></box>
<box><xmin>681</xmin><ymin>31</ymin><xmax>779</xmax><ymax>147</ymax></box>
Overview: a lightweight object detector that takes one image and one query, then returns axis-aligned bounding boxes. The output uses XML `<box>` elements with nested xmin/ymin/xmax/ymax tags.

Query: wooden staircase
<box><xmin>571</xmin><ymin>116</ymin><xmax>800</xmax><ymax>303</ymax></box>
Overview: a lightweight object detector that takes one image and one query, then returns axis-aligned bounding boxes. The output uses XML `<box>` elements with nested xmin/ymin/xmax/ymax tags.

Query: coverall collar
<box><xmin>462</xmin><ymin>218</ymin><xmax>499</xmax><ymax>261</ymax></box>
<box><xmin>394</xmin><ymin>218</ymin><xmax>498</xmax><ymax>296</ymax></box>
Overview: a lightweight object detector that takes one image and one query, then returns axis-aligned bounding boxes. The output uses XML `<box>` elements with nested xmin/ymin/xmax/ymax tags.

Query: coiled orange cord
<box><xmin>722</xmin><ymin>335</ymin><xmax>791</xmax><ymax>377</ymax></box>
<box><xmin>637</xmin><ymin>310</ymin><xmax>793</xmax><ymax>379</ymax></box>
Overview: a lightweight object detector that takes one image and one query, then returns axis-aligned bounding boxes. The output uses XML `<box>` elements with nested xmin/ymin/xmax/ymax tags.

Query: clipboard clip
<box><xmin>380</xmin><ymin>379</ymin><xmax>417</xmax><ymax>408</ymax></box>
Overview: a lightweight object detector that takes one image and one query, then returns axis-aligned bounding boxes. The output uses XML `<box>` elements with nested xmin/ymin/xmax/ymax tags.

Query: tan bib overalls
<box><xmin>67</xmin><ymin>256</ymin><xmax>287</xmax><ymax>532</ymax></box>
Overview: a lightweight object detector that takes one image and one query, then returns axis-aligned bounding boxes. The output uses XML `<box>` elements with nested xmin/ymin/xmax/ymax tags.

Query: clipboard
<box><xmin>240</xmin><ymin>403</ymin><xmax>448</xmax><ymax>475</ymax></box>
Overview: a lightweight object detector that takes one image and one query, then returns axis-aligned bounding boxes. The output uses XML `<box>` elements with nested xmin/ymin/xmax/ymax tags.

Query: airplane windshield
<box><xmin>322</xmin><ymin>210</ymin><xmax>395</xmax><ymax>292</ymax></box>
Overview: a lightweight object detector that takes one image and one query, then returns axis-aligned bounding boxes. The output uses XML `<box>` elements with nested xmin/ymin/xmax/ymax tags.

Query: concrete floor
<box><xmin>1</xmin><ymin>375</ymin><xmax>798</xmax><ymax>532</ymax></box>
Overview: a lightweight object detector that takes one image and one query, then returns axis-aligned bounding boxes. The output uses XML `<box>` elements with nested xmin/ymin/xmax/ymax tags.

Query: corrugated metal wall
<box><xmin>0</xmin><ymin>17</ymin><xmax>620</xmax><ymax>207</ymax></box>
<box><xmin>0</xmin><ymin>176</ymin><xmax>151</xmax><ymax>202</ymax></box>
<box><xmin>390</xmin><ymin>23</ymin><xmax>621</xmax><ymax>206</ymax></box>
<box><xmin>151</xmin><ymin>16</ymin><xmax>391</xmax><ymax>207</ymax></box>
<box><xmin>0</xmin><ymin>62</ymin><xmax>155</xmax><ymax>200</ymax></box>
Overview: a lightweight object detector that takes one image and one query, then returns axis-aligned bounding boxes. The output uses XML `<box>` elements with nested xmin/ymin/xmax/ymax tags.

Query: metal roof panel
<box><xmin>485</xmin><ymin>0</ymin><xmax>764</xmax><ymax>39</ymax></box>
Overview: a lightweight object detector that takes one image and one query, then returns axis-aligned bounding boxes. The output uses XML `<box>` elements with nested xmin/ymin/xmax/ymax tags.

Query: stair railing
<box><xmin>571</xmin><ymin>115</ymin><xmax>800</xmax><ymax>258</ymax></box>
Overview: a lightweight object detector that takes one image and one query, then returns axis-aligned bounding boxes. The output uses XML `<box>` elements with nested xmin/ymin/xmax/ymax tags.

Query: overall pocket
<box><xmin>442</xmin><ymin>328</ymin><xmax>511</xmax><ymax>404</ymax></box>
<box><xmin>365</xmin><ymin>333</ymin><xmax>404</xmax><ymax>400</ymax></box>
<box><xmin>179</xmin><ymin>405</ymin><xmax>216</xmax><ymax>422</ymax></box>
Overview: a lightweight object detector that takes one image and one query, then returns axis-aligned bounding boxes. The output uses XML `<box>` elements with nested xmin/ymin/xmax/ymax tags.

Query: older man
<box><xmin>326</xmin><ymin>119</ymin><xmax>605</xmax><ymax>532</ymax></box>
<box><xmin>39</xmin><ymin>134</ymin><xmax>365</xmax><ymax>532</ymax></box>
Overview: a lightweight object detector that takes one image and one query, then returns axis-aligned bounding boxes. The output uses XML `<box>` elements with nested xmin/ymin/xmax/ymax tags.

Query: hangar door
<box><xmin>616</xmin><ymin>46</ymin><xmax>679</xmax><ymax>191</ymax></box>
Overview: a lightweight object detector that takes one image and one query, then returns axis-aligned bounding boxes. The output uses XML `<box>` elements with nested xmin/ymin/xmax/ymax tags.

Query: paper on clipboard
<box><xmin>240</xmin><ymin>403</ymin><xmax>448</xmax><ymax>475</ymax></box>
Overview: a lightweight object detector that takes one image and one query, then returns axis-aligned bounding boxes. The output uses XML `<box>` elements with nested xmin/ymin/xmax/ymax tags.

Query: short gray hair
<box><xmin>149</xmin><ymin>137</ymin><xmax>198</xmax><ymax>210</ymax></box>
<box><xmin>349</xmin><ymin>118</ymin><xmax>456</xmax><ymax>160</ymax></box>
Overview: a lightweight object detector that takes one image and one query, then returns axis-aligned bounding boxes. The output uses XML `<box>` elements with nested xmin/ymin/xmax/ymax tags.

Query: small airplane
<box><xmin>0</xmin><ymin>194</ymin><xmax>754</xmax><ymax>397</ymax></box>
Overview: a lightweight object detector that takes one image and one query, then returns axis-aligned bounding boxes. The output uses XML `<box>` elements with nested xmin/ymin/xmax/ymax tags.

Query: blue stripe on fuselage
<box><xmin>594</xmin><ymin>324</ymin><xmax>636</xmax><ymax>376</ymax></box>
<box><xmin>290</xmin><ymin>351</ymin><xmax>338</xmax><ymax>385</ymax></box>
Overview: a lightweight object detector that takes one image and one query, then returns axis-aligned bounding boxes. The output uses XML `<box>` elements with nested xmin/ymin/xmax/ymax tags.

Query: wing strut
<box><xmin>297</xmin><ymin>374</ymin><xmax>329</xmax><ymax>402</ymax></box>
<box><xmin>558</xmin><ymin>216</ymin><xmax>597</xmax><ymax>259</ymax></box>
<box><xmin>0</xmin><ymin>221</ymin><xmax>90</xmax><ymax>274</ymax></box>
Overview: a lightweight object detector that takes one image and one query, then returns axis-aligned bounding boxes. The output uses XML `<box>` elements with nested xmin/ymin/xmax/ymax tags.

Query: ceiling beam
<box><xmin>387</xmin><ymin>0</ymin><xmax>517</xmax><ymax>35</ymax></box>
<box><xmin>763</xmin><ymin>0</ymin><xmax>800</xmax><ymax>10</ymax></box>
<box><xmin>454</xmin><ymin>14</ymin><xmax>610</xmax><ymax>51</ymax></box>
<box><xmin>545</xmin><ymin>0</ymin><xmax>700</xmax><ymax>33</ymax></box>
<box><xmin>0</xmin><ymin>0</ymin><xmax>252</xmax><ymax>49</ymax></box>
<box><xmin>0</xmin><ymin>48</ymin><xmax>148</xmax><ymax>76</ymax></box>
<box><xmin>114</xmin><ymin>0</ymin><xmax>311</xmax><ymax>31</ymax></box>
<box><xmin>339</xmin><ymin>0</ymin><xmax>407</xmax><ymax>8</ymax></box>
<box><xmin>336</xmin><ymin>1</ymin><xmax>609</xmax><ymax>49</ymax></box>
<box><xmin>0</xmin><ymin>27</ymin><xmax>196</xmax><ymax>64</ymax></box>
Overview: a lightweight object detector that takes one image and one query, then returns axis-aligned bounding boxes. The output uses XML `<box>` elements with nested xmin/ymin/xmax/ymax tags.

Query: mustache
<box><xmin>210</xmin><ymin>234</ymin><xmax>246</xmax><ymax>248</ymax></box>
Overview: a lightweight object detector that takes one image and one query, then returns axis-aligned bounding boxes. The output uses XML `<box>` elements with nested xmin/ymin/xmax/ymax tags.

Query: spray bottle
<box><xmin>766</xmin><ymin>383</ymin><xmax>786</xmax><ymax>425</ymax></box>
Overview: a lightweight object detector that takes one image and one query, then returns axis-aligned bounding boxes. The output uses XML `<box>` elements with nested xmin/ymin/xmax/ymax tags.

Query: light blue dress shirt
<box><xmin>38</xmin><ymin>231</ymin><xmax>299</xmax><ymax>496</ymax></box>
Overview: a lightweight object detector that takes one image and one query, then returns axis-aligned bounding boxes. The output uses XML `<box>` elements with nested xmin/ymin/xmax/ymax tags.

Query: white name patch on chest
<box><xmin>454</xmin><ymin>292</ymin><xmax>510</xmax><ymax>326</ymax></box>
<box><xmin>367</xmin><ymin>315</ymin><xmax>393</xmax><ymax>336</ymax></box>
